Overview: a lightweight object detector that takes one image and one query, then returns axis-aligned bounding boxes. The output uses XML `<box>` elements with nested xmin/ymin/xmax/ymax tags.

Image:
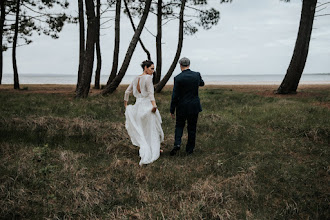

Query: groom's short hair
<box><xmin>179</xmin><ymin>57</ymin><xmax>190</xmax><ymax>67</ymax></box>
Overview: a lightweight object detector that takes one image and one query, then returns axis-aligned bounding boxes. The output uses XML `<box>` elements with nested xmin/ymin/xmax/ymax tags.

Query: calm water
<box><xmin>1</xmin><ymin>73</ymin><xmax>330</xmax><ymax>85</ymax></box>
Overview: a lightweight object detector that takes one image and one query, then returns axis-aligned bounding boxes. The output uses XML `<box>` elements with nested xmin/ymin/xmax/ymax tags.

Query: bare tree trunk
<box><xmin>94</xmin><ymin>0</ymin><xmax>101</xmax><ymax>89</ymax></box>
<box><xmin>102</xmin><ymin>0</ymin><xmax>152</xmax><ymax>95</ymax></box>
<box><xmin>154</xmin><ymin>0</ymin><xmax>162</xmax><ymax>84</ymax></box>
<box><xmin>277</xmin><ymin>0</ymin><xmax>317</xmax><ymax>94</ymax></box>
<box><xmin>107</xmin><ymin>0</ymin><xmax>121</xmax><ymax>85</ymax></box>
<box><xmin>0</xmin><ymin>0</ymin><xmax>6</xmax><ymax>85</ymax></box>
<box><xmin>123</xmin><ymin>0</ymin><xmax>151</xmax><ymax>61</ymax></box>
<box><xmin>76</xmin><ymin>0</ymin><xmax>96</xmax><ymax>98</ymax></box>
<box><xmin>76</xmin><ymin>0</ymin><xmax>85</xmax><ymax>91</ymax></box>
<box><xmin>155</xmin><ymin>0</ymin><xmax>186</xmax><ymax>93</ymax></box>
<box><xmin>13</xmin><ymin>0</ymin><xmax>20</xmax><ymax>90</ymax></box>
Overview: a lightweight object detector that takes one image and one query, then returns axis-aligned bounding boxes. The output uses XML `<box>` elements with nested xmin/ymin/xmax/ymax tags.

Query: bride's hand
<box><xmin>151</xmin><ymin>106</ymin><xmax>157</xmax><ymax>113</ymax></box>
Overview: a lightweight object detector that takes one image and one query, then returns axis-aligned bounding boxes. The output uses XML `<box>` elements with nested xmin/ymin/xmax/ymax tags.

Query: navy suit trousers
<box><xmin>174</xmin><ymin>113</ymin><xmax>199</xmax><ymax>153</ymax></box>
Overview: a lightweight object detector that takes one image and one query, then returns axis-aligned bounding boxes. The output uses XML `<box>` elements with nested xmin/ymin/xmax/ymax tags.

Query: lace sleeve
<box><xmin>124</xmin><ymin>81</ymin><xmax>133</xmax><ymax>101</ymax></box>
<box><xmin>146</xmin><ymin>76</ymin><xmax>155</xmax><ymax>101</ymax></box>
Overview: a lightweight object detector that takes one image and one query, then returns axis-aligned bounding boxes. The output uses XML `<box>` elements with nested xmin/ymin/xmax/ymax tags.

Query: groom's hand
<box><xmin>170</xmin><ymin>113</ymin><xmax>175</xmax><ymax>120</ymax></box>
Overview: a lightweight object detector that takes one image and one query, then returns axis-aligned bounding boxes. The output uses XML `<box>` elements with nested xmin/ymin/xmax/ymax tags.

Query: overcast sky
<box><xmin>3</xmin><ymin>0</ymin><xmax>330</xmax><ymax>77</ymax></box>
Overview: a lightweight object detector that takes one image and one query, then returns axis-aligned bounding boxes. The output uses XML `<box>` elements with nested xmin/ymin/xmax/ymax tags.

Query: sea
<box><xmin>1</xmin><ymin>73</ymin><xmax>330</xmax><ymax>85</ymax></box>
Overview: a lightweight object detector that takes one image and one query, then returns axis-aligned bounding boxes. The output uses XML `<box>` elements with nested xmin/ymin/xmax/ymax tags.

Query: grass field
<box><xmin>0</xmin><ymin>84</ymin><xmax>329</xmax><ymax>219</ymax></box>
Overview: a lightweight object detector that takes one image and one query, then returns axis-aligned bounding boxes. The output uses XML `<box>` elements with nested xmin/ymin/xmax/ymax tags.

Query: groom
<box><xmin>170</xmin><ymin>57</ymin><xmax>204</xmax><ymax>156</ymax></box>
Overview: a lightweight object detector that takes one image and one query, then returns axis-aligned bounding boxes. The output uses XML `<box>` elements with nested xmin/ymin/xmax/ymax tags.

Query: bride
<box><xmin>124</xmin><ymin>60</ymin><xmax>164</xmax><ymax>165</ymax></box>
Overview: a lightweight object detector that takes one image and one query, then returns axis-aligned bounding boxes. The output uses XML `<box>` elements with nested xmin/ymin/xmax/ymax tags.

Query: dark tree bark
<box><xmin>13</xmin><ymin>0</ymin><xmax>20</xmax><ymax>90</ymax></box>
<box><xmin>123</xmin><ymin>0</ymin><xmax>151</xmax><ymax>61</ymax></box>
<box><xmin>76</xmin><ymin>0</ymin><xmax>97</xmax><ymax>98</ymax></box>
<box><xmin>154</xmin><ymin>0</ymin><xmax>162</xmax><ymax>84</ymax></box>
<box><xmin>94</xmin><ymin>0</ymin><xmax>101</xmax><ymax>89</ymax></box>
<box><xmin>277</xmin><ymin>0</ymin><xmax>317</xmax><ymax>94</ymax></box>
<box><xmin>0</xmin><ymin>0</ymin><xmax>6</xmax><ymax>85</ymax></box>
<box><xmin>102</xmin><ymin>0</ymin><xmax>152</xmax><ymax>95</ymax></box>
<box><xmin>155</xmin><ymin>0</ymin><xmax>186</xmax><ymax>93</ymax></box>
<box><xmin>76</xmin><ymin>0</ymin><xmax>85</xmax><ymax>91</ymax></box>
<box><xmin>107</xmin><ymin>0</ymin><xmax>121</xmax><ymax>85</ymax></box>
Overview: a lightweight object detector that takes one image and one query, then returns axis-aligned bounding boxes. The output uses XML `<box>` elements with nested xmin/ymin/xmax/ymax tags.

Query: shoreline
<box><xmin>1</xmin><ymin>82</ymin><xmax>330</xmax><ymax>86</ymax></box>
<box><xmin>1</xmin><ymin>83</ymin><xmax>330</xmax><ymax>88</ymax></box>
<box><xmin>1</xmin><ymin>84</ymin><xmax>330</xmax><ymax>95</ymax></box>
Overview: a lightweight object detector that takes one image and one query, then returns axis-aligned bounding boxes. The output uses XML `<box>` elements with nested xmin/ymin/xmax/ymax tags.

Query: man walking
<box><xmin>170</xmin><ymin>57</ymin><xmax>205</xmax><ymax>156</ymax></box>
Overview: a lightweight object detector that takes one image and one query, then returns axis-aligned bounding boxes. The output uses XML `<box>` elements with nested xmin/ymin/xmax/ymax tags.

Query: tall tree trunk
<box><xmin>123</xmin><ymin>0</ymin><xmax>151</xmax><ymax>61</ymax></box>
<box><xmin>155</xmin><ymin>0</ymin><xmax>186</xmax><ymax>93</ymax></box>
<box><xmin>154</xmin><ymin>0</ymin><xmax>162</xmax><ymax>84</ymax></box>
<box><xmin>94</xmin><ymin>0</ymin><xmax>101</xmax><ymax>89</ymax></box>
<box><xmin>0</xmin><ymin>0</ymin><xmax>6</xmax><ymax>85</ymax></box>
<box><xmin>102</xmin><ymin>0</ymin><xmax>152</xmax><ymax>95</ymax></box>
<box><xmin>13</xmin><ymin>0</ymin><xmax>20</xmax><ymax>90</ymax></box>
<box><xmin>76</xmin><ymin>0</ymin><xmax>85</xmax><ymax>91</ymax></box>
<box><xmin>277</xmin><ymin>0</ymin><xmax>317</xmax><ymax>94</ymax></box>
<box><xmin>107</xmin><ymin>0</ymin><xmax>121</xmax><ymax>85</ymax></box>
<box><xmin>76</xmin><ymin>0</ymin><xmax>96</xmax><ymax>98</ymax></box>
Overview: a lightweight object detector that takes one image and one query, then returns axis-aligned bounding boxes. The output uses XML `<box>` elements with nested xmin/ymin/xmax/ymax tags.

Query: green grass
<box><xmin>0</xmin><ymin>85</ymin><xmax>329</xmax><ymax>219</ymax></box>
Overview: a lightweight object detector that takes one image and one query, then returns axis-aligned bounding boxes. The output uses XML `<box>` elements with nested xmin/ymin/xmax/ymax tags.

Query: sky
<box><xmin>3</xmin><ymin>0</ymin><xmax>330</xmax><ymax>77</ymax></box>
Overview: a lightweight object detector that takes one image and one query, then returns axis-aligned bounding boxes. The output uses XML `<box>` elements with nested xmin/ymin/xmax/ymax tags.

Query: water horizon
<box><xmin>1</xmin><ymin>73</ymin><xmax>330</xmax><ymax>85</ymax></box>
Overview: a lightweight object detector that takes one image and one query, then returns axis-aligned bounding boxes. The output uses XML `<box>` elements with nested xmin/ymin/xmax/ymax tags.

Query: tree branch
<box><xmin>144</xmin><ymin>26</ymin><xmax>156</xmax><ymax>37</ymax></box>
<box><xmin>100</xmin><ymin>18</ymin><xmax>114</xmax><ymax>26</ymax></box>
<box><xmin>315</xmin><ymin>13</ymin><xmax>330</xmax><ymax>17</ymax></box>
<box><xmin>316</xmin><ymin>2</ymin><xmax>330</xmax><ymax>8</ymax></box>
<box><xmin>5</xmin><ymin>43</ymin><xmax>31</xmax><ymax>49</ymax></box>
<box><xmin>123</xmin><ymin>0</ymin><xmax>152</xmax><ymax>60</ymax></box>
<box><xmin>21</xmin><ymin>3</ymin><xmax>61</xmax><ymax>17</ymax></box>
<box><xmin>316</xmin><ymin>6</ymin><xmax>327</xmax><ymax>13</ymax></box>
<box><xmin>100</xmin><ymin>4</ymin><xmax>112</xmax><ymax>15</ymax></box>
<box><xmin>100</xmin><ymin>25</ymin><xmax>113</xmax><ymax>29</ymax></box>
<box><xmin>162</xmin><ymin>17</ymin><xmax>177</xmax><ymax>26</ymax></box>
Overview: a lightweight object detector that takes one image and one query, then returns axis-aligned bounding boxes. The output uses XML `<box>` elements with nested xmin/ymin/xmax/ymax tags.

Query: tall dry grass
<box><xmin>0</xmin><ymin>85</ymin><xmax>329</xmax><ymax>219</ymax></box>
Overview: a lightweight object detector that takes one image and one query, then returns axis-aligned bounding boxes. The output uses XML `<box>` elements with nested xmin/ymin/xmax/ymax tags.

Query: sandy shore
<box><xmin>1</xmin><ymin>84</ymin><xmax>329</xmax><ymax>97</ymax></box>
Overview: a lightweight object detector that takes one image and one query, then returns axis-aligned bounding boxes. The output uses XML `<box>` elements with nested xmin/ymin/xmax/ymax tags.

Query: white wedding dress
<box><xmin>124</xmin><ymin>74</ymin><xmax>164</xmax><ymax>165</ymax></box>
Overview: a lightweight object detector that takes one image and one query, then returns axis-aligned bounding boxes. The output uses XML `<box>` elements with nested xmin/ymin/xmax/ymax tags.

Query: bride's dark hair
<box><xmin>141</xmin><ymin>60</ymin><xmax>154</xmax><ymax>70</ymax></box>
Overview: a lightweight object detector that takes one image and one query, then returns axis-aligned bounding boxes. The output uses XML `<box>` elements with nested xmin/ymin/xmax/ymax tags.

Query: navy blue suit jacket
<box><xmin>170</xmin><ymin>69</ymin><xmax>205</xmax><ymax>115</ymax></box>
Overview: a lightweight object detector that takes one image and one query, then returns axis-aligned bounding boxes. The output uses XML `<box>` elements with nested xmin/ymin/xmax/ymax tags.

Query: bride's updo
<box><xmin>141</xmin><ymin>60</ymin><xmax>154</xmax><ymax>70</ymax></box>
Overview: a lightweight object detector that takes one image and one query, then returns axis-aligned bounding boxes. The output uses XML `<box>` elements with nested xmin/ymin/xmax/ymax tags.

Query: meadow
<box><xmin>0</xmin><ymin>84</ymin><xmax>329</xmax><ymax>219</ymax></box>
